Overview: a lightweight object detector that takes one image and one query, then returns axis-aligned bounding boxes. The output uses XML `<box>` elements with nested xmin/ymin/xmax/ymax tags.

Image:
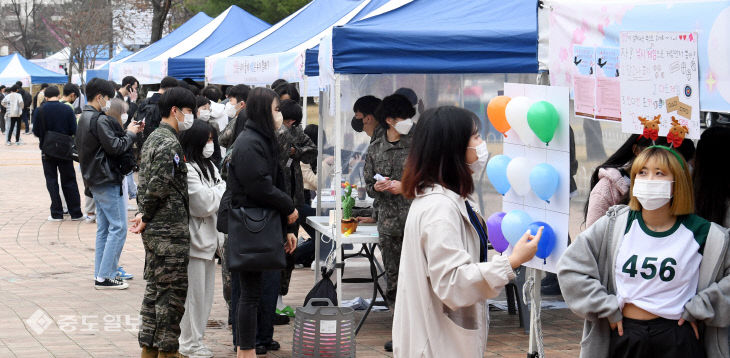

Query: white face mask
<box><xmin>202</xmin><ymin>142</ymin><xmax>214</xmax><ymax>159</ymax></box>
<box><xmin>176</xmin><ymin>110</ymin><xmax>194</xmax><ymax>131</ymax></box>
<box><xmin>632</xmin><ymin>179</ymin><xmax>673</xmax><ymax>210</ymax></box>
<box><xmin>394</xmin><ymin>118</ymin><xmax>413</xmax><ymax>135</ymax></box>
<box><xmin>467</xmin><ymin>141</ymin><xmax>489</xmax><ymax>174</ymax></box>
<box><xmin>99</xmin><ymin>97</ymin><xmax>110</xmax><ymax>112</ymax></box>
<box><xmin>273</xmin><ymin>111</ymin><xmax>284</xmax><ymax>130</ymax></box>
<box><xmin>121</xmin><ymin>113</ymin><xmax>128</xmax><ymax>122</ymax></box>
<box><xmin>198</xmin><ymin>109</ymin><xmax>211</xmax><ymax>121</ymax></box>
<box><xmin>225</xmin><ymin>102</ymin><xmax>238</xmax><ymax>118</ymax></box>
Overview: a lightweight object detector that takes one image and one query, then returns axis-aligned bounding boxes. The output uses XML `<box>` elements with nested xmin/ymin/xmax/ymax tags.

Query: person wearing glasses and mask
<box><xmin>363</xmin><ymin>93</ymin><xmax>415</xmax><ymax>352</ymax></box>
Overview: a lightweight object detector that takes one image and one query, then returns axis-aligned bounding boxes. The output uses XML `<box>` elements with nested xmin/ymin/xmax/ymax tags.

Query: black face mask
<box><xmin>351</xmin><ymin>116</ymin><xmax>364</xmax><ymax>132</ymax></box>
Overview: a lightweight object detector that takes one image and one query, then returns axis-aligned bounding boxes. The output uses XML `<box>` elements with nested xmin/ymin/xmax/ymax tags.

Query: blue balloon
<box><xmin>487</xmin><ymin>155</ymin><xmax>512</xmax><ymax>195</ymax></box>
<box><xmin>529</xmin><ymin>163</ymin><xmax>559</xmax><ymax>203</ymax></box>
<box><xmin>501</xmin><ymin>210</ymin><xmax>532</xmax><ymax>246</ymax></box>
<box><xmin>529</xmin><ymin>221</ymin><xmax>557</xmax><ymax>261</ymax></box>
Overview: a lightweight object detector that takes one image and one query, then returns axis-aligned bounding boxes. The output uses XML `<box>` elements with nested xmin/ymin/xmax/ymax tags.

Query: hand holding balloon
<box><xmin>508</xmin><ymin>227</ymin><xmax>542</xmax><ymax>269</ymax></box>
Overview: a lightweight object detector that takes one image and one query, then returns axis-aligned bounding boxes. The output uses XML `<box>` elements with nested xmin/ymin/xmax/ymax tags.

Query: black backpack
<box><xmin>137</xmin><ymin>99</ymin><xmax>161</xmax><ymax>141</ymax></box>
<box><xmin>304</xmin><ymin>267</ymin><xmax>338</xmax><ymax>307</ymax></box>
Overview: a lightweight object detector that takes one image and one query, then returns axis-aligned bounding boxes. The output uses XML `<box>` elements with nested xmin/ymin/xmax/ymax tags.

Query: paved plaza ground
<box><xmin>0</xmin><ymin>135</ymin><xmax>583</xmax><ymax>357</ymax></box>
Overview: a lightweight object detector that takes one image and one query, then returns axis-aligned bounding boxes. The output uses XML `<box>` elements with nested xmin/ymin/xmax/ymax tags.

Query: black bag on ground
<box><xmin>226</xmin><ymin>206</ymin><xmax>286</xmax><ymax>271</ymax></box>
<box><xmin>304</xmin><ymin>267</ymin><xmax>338</xmax><ymax>307</ymax></box>
<box><xmin>38</xmin><ymin>106</ymin><xmax>74</xmax><ymax>161</ymax></box>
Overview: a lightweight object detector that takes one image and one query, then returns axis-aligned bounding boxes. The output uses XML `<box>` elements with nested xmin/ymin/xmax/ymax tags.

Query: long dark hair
<box><xmin>180</xmin><ymin>119</ymin><xmax>216</xmax><ymax>181</ymax></box>
<box><xmin>693</xmin><ymin>126</ymin><xmax>730</xmax><ymax>224</ymax></box>
<box><xmin>583</xmin><ymin>134</ymin><xmax>652</xmax><ymax>221</ymax></box>
<box><xmin>245</xmin><ymin>87</ymin><xmax>279</xmax><ymax>148</ymax></box>
<box><xmin>402</xmin><ymin>106</ymin><xmax>479</xmax><ymax>199</ymax></box>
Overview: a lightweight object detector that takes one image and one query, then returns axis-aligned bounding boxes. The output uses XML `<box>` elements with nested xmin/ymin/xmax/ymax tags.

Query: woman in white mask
<box><xmin>178</xmin><ymin>119</ymin><xmax>226</xmax><ymax>357</ymax></box>
<box><xmin>393</xmin><ymin>106</ymin><xmax>541</xmax><ymax>357</ymax></box>
<box><xmin>559</xmin><ymin>145</ymin><xmax>730</xmax><ymax>358</ymax></box>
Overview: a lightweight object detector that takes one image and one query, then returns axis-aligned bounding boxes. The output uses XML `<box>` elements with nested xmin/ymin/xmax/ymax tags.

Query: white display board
<box><xmin>620</xmin><ymin>31</ymin><xmax>700</xmax><ymax>139</ymax></box>
<box><xmin>502</xmin><ymin>83</ymin><xmax>570</xmax><ymax>274</ymax></box>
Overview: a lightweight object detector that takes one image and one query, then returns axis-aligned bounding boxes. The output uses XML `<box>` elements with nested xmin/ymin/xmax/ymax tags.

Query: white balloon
<box><xmin>506</xmin><ymin>157</ymin><xmax>533</xmax><ymax>196</ymax></box>
<box><xmin>505</xmin><ymin>96</ymin><xmax>534</xmax><ymax>144</ymax></box>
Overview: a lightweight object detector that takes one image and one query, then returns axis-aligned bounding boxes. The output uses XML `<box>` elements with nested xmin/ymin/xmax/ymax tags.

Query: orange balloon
<box><xmin>487</xmin><ymin>95</ymin><xmax>512</xmax><ymax>137</ymax></box>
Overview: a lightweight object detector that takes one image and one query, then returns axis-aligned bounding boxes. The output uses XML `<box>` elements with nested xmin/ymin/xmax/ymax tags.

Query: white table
<box><xmin>306</xmin><ymin>216</ymin><xmax>385</xmax><ymax>334</ymax></box>
<box><xmin>311</xmin><ymin>195</ymin><xmax>374</xmax><ymax>209</ymax></box>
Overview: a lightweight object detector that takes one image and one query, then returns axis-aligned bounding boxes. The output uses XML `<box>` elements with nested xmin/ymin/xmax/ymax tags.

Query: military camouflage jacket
<box><xmin>364</xmin><ymin>130</ymin><xmax>413</xmax><ymax>236</ymax></box>
<box><xmin>137</xmin><ymin>122</ymin><xmax>190</xmax><ymax>256</ymax></box>
<box><xmin>276</xmin><ymin>125</ymin><xmax>317</xmax><ymax>207</ymax></box>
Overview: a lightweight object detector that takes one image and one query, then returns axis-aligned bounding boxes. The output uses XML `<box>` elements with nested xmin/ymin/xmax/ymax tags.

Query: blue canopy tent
<box><xmin>167</xmin><ymin>6</ymin><xmax>269</xmax><ymax>81</ymax></box>
<box><xmin>205</xmin><ymin>0</ymin><xmax>398</xmax><ymax>89</ymax></box>
<box><xmin>85</xmin><ymin>48</ymin><xmax>135</xmax><ymax>81</ymax></box>
<box><xmin>109</xmin><ymin>12</ymin><xmax>213</xmax><ymax>84</ymax></box>
<box><xmin>316</xmin><ymin>0</ymin><xmax>540</xmax><ymax>302</ymax></box>
<box><xmin>330</xmin><ymin>0</ymin><xmax>538</xmax><ymax>74</ymax></box>
<box><xmin>0</xmin><ymin>53</ymin><xmax>68</xmax><ymax>86</ymax></box>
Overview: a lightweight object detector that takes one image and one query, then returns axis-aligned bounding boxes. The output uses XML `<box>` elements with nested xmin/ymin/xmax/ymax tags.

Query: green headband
<box><xmin>647</xmin><ymin>145</ymin><xmax>685</xmax><ymax>169</ymax></box>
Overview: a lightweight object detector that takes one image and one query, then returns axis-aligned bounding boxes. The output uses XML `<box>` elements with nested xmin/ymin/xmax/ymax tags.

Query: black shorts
<box><xmin>609</xmin><ymin>317</ymin><xmax>705</xmax><ymax>358</ymax></box>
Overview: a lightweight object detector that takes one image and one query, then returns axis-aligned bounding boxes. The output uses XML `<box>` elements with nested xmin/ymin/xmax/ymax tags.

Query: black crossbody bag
<box><xmin>39</xmin><ymin>106</ymin><xmax>75</xmax><ymax>161</ymax></box>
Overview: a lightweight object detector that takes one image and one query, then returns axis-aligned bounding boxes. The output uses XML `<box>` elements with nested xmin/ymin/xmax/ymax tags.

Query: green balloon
<box><xmin>527</xmin><ymin>101</ymin><xmax>560</xmax><ymax>145</ymax></box>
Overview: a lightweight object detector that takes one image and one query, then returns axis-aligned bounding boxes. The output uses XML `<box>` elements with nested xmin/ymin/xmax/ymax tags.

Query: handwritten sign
<box><xmin>620</xmin><ymin>31</ymin><xmax>700</xmax><ymax>139</ymax></box>
<box><xmin>571</xmin><ymin>46</ymin><xmax>621</xmax><ymax>122</ymax></box>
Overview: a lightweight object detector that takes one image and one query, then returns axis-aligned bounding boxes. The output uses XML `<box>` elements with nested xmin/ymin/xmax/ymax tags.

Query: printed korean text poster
<box><xmin>572</xmin><ymin>46</ymin><xmax>596</xmax><ymax>118</ymax></box>
<box><xmin>595</xmin><ymin>47</ymin><xmax>621</xmax><ymax>121</ymax></box>
<box><xmin>620</xmin><ymin>31</ymin><xmax>700</xmax><ymax>140</ymax></box>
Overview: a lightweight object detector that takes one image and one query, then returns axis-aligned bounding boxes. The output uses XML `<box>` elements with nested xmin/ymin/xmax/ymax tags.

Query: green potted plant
<box><xmin>341</xmin><ymin>182</ymin><xmax>358</xmax><ymax>234</ymax></box>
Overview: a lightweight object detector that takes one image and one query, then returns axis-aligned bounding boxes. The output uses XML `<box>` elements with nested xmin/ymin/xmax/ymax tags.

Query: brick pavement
<box><xmin>0</xmin><ymin>135</ymin><xmax>583</xmax><ymax>357</ymax></box>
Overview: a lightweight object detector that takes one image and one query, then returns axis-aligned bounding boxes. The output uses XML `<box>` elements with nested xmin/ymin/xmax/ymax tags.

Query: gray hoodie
<box><xmin>558</xmin><ymin>205</ymin><xmax>730</xmax><ymax>358</ymax></box>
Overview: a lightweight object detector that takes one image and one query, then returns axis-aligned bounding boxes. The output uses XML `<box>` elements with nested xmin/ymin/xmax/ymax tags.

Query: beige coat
<box><xmin>393</xmin><ymin>185</ymin><xmax>516</xmax><ymax>357</ymax></box>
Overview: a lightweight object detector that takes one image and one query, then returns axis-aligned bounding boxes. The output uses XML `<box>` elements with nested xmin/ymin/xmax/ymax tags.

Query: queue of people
<box><xmin>10</xmin><ymin>72</ymin><xmax>730</xmax><ymax>358</ymax></box>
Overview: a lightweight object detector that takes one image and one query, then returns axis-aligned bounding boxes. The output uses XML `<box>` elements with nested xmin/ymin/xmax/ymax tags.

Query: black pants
<box><xmin>42</xmin><ymin>157</ymin><xmax>83</xmax><ymax>219</ymax></box>
<box><xmin>7</xmin><ymin>117</ymin><xmax>20</xmax><ymax>142</ymax></box>
<box><xmin>234</xmin><ymin>270</ymin><xmax>280</xmax><ymax>350</ymax></box>
<box><xmin>609</xmin><ymin>317</ymin><xmax>705</xmax><ymax>358</ymax></box>
<box><xmin>22</xmin><ymin>109</ymin><xmax>29</xmax><ymax>133</ymax></box>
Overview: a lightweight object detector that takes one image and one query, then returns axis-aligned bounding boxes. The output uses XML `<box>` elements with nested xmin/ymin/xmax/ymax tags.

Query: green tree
<box><xmin>184</xmin><ymin>0</ymin><xmax>308</xmax><ymax>24</ymax></box>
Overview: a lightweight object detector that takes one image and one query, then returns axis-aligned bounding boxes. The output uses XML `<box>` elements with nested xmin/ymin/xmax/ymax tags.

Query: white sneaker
<box><xmin>189</xmin><ymin>346</ymin><xmax>213</xmax><ymax>358</ymax></box>
<box><xmin>310</xmin><ymin>260</ymin><xmax>327</xmax><ymax>271</ymax></box>
<box><xmin>47</xmin><ymin>216</ymin><xmax>63</xmax><ymax>222</ymax></box>
<box><xmin>85</xmin><ymin>215</ymin><xmax>96</xmax><ymax>223</ymax></box>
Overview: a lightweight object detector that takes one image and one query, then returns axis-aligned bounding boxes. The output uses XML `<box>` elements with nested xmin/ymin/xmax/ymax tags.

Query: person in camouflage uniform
<box><xmin>130</xmin><ymin>87</ymin><xmax>197</xmax><ymax>358</ymax></box>
<box><xmin>351</xmin><ymin>95</ymin><xmax>384</xmax><ymax>222</ymax></box>
<box><xmin>363</xmin><ymin>94</ymin><xmax>416</xmax><ymax>314</ymax></box>
<box><xmin>276</xmin><ymin>100</ymin><xmax>317</xmax><ymax>298</ymax></box>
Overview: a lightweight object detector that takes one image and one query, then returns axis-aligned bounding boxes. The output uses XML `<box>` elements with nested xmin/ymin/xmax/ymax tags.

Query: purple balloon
<box><xmin>486</xmin><ymin>212</ymin><xmax>510</xmax><ymax>253</ymax></box>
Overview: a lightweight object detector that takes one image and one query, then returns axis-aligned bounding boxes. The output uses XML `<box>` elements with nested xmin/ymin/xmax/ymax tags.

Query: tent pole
<box><xmin>302</xmin><ymin>75</ymin><xmax>308</xmax><ymax>127</ymax></box>
<box><xmin>334</xmin><ymin>74</ymin><xmax>343</xmax><ymax>305</ymax></box>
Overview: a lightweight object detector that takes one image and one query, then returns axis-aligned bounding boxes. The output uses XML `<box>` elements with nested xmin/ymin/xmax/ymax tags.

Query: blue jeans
<box><xmin>126</xmin><ymin>173</ymin><xmax>137</xmax><ymax>199</ymax></box>
<box><xmin>90</xmin><ymin>183</ymin><xmax>127</xmax><ymax>280</ymax></box>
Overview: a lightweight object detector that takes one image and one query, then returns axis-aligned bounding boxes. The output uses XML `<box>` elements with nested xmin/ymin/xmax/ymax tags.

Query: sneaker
<box><xmin>188</xmin><ymin>346</ymin><xmax>213</xmax><ymax>358</ymax></box>
<box><xmin>85</xmin><ymin>215</ymin><xmax>96</xmax><ymax>223</ymax></box>
<box><xmin>5</xmin><ymin>141</ymin><xmax>11</xmax><ymax>146</ymax></box>
<box><xmin>70</xmin><ymin>216</ymin><xmax>84</xmax><ymax>221</ymax></box>
<box><xmin>15</xmin><ymin>140</ymin><xmax>22</xmax><ymax>146</ymax></box>
<box><xmin>127</xmin><ymin>204</ymin><xmax>138</xmax><ymax>212</ymax></box>
<box><xmin>384</xmin><ymin>340</ymin><xmax>393</xmax><ymax>352</ymax></box>
<box><xmin>116</xmin><ymin>266</ymin><xmax>134</xmax><ymax>280</ymax></box>
<box><xmin>47</xmin><ymin>216</ymin><xmax>63</xmax><ymax>222</ymax></box>
<box><xmin>94</xmin><ymin>278</ymin><xmax>129</xmax><ymax>290</ymax></box>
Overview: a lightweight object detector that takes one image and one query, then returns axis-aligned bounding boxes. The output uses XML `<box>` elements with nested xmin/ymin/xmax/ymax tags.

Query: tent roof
<box><xmin>167</xmin><ymin>6</ymin><xmax>269</xmax><ymax>81</ymax></box>
<box><xmin>120</xmin><ymin>12</ymin><xmax>213</xmax><ymax>63</ymax></box>
<box><xmin>330</xmin><ymin>0</ymin><xmax>539</xmax><ymax>74</ymax></box>
<box><xmin>0</xmin><ymin>53</ymin><xmax>68</xmax><ymax>85</ymax></box>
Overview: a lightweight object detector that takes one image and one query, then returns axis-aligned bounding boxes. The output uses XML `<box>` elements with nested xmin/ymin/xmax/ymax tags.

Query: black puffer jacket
<box><xmin>228</xmin><ymin>119</ymin><xmax>296</xmax><ymax>235</ymax></box>
<box><xmin>76</xmin><ymin>105</ymin><xmax>136</xmax><ymax>188</ymax></box>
